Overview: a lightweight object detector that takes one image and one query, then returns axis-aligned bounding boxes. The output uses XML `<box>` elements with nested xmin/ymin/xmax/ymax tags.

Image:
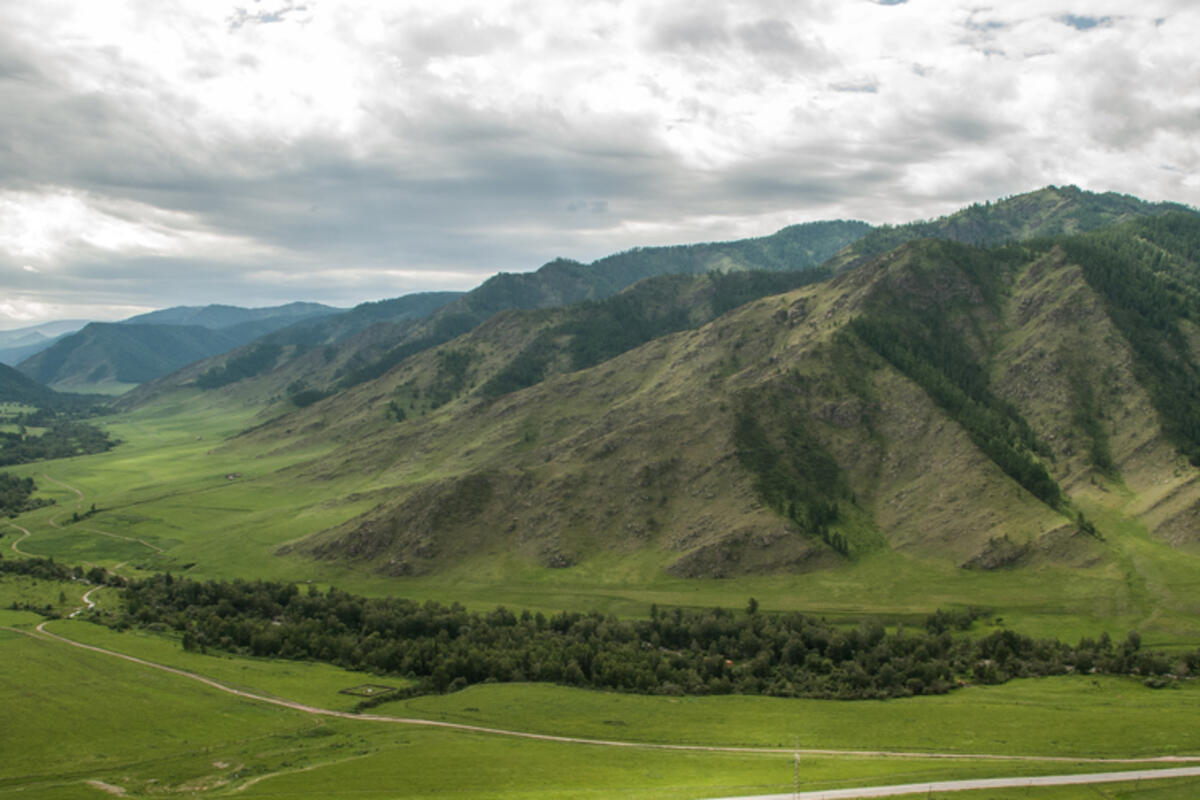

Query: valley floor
<box><xmin>5</xmin><ymin>394</ymin><xmax>1200</xmax><ymax>797</ymax></box>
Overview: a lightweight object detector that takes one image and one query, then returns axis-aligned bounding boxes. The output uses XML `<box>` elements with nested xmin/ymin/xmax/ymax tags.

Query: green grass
<box><xmin>3</xmin><ymin>575</ymin><xmax>1198</xmax><ymax>799</ymax></box>
<box><xmin>9</xmin><ymin>389</ymin><xmax>1200</xmax><ymax>648</ymax></box>
<box><xmin>42</xmin><ymin>618</ymin><xmax>411</xmax><ymax>712</ymax></box>
<box><xmin>396</xmin><ymin>678</ymin><xmax>1200</xmax><ymax>759</ymax></box>
<box><xmin>0</xmin><ymin>616</ymin><xmax>1185</xmax><ymax>800</ymax></box>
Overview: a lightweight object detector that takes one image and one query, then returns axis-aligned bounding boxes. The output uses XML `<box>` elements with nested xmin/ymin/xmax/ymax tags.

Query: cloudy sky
<box><xmin>1</xmin><ymin>0</ymin><xmax>1197</xmax><ymax>328</ymax></box>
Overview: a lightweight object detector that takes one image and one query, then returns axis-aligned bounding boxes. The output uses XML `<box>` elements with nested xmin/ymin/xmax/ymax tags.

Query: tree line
<box><xmin>0</xmin><ymin>473</ymin><xmax>53</xmax><ymax>517</ymax></box>
<box><xmin>104</xmin><ymin>574</ymin><xmax>1197</xmax><ymax>701</ymax></box>
<box><xmin>0</xmin><ymin>421</ymin><xmax>117</xmax><ymax>467</ymax></box>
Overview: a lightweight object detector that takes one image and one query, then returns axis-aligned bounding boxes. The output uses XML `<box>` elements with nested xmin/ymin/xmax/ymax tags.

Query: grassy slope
<box><xmin>0</xmin><ymin>596</ymin><xmax>1191</xmax><ymax>799</ymax></box>
<box><xmin>123</xmin><ymin>221</ymin><xmax>868</xmax><ymax>423</ymax></box>
<box><xmin>6</xmin><ymin>280</ymin><xmax>1200</xmax><ymax>645</ymax></box>
<box><xmin>1</xmin><ymin>607</ymin><xmax>1153</xmax><ymax>800</ymax></box>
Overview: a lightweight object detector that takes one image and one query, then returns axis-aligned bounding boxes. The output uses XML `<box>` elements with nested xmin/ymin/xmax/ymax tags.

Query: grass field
<box><xmin>7</xmin><ymin>389</ymin><xmax>1200</xmax><ymax>652</ymax></box>
<box><xmin>1</xmin><ymin>606</ymin><xmax>1194</xmax><ymax>800</ymax></box>
<box><xmin>6</xmin><ymin>387</ymin><xmax>1200</xmax><ymax>797</ymax></box>
<box><xmin>396</xmin><ymin>677</ymin><xmax>1200</xmax><ymax>758</ymax></box>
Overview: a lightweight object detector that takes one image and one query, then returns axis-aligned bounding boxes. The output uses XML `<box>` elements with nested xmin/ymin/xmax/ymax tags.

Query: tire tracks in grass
<box><xmin>38</xmin><ymin>474</ymin><xmax>164</xmax><ymax>555</ymax></box>
<box><xmin>10</xmin><ymin>621</ymin><xmax>1200</xmax><ymax>769</ymax></box>
<box><xmin>5</xmin><ymin>522</ymin><xmax>31</xmax><ymax>555</ymax></box>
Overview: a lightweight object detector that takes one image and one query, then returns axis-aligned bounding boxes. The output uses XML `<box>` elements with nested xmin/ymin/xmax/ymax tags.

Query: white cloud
<box><xmin>0</xmin><ymin>189</ymin><xmax>280</xmax><ymax>264</ymax></box>
<box><xmin>0</xmin><ymin>0</ymin><xmax>1197</xmax><ymax>326</ymax></box>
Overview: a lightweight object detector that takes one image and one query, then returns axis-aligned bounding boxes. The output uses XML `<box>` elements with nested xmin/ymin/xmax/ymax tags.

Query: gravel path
<box><xmin>702</xmin><ymin>766</ymin><xmax>1200</xmax><ymax>799</ymax></box>
<box><xmin>11</xmin><ymin>621</ymin><xmax>1200</xmax><ymax>768</ymax></box>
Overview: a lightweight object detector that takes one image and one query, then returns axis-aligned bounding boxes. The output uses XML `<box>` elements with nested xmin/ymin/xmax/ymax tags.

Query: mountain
<box><xmin>0</xmin><ymin>321</ymin><xmax>88</xmax><ymax>366</ymax></box>
<box><xmin>0</xmin><ymin>362</ymin><xmax>98</xmax><ymax>411</ymax></box>
<box><xmin>16</xmin><ymin>323</ymin><xmax>250</xmax><ymax>392</ymax></box>
<box><xmin>825</xmin><ymin>185</ymin><xmax>1194</xmax><ymax>273</ymax></box>
<box><xmin>121</xmin><ymin>301</ymin><xmax>338</xmax><ymax>329</ymax></box>
<box><xmin>0</xmin><ymin>362</ymin><xmax>67</xmax><ymax>406</ymax></box>
<box><xmin>123</xmin><ymin>221</ymin><xmax>870</xmax><ymax>412</ymax></box>
<box><xmin>114</xmin><ymin>291</ymin><xmax>467</xmax><ymax>409</ymax></box>
<box><xmin>245</xmin><ymin>207</ymin><xmax>1200</xmax><ymax>581</ymax></box>
<box><xmin>17</xmin><ymin>303</ymin><xmax>344</xmax><ymax>393</ymax></box>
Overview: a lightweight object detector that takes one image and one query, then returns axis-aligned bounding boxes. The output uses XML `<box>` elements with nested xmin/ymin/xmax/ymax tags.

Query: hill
<box><xmin>826</xmin><ymin>184</ymin><xmax>1194</xmax><ymax>272</ymax></box>
<box><xmin>15</xmin><ymin>303</ymin><xmax>344</xmax><ymax>393</ymax></box>
<box><xmin>123</xmin><ymin>221</ymin><xmax>870</xmax><ymax>412</ymax></box>
<box><xmin>246</xmin><ymin>210</ymin><xmax>1200</xmax><ymax>583</ymax></box>
<box><xmin>16</xmin><ymin>323</ymin><xmax>250</xmax><ymax>393</ymax></box>
<box><xmin>0</xmin><ymin>362</ymin><xmax>68</xmax><ymax>407</ymax></box>
<box><xmin>0</xmin><ymin>321</ymin><xmax>87</xmax><ymax>366</ymax></box>
<box><xmin>114</xmin><ymin>291</ymin><xmax>466</xmax><ymax>409</ymax></box>
<box><xmin>121</xmin><ymin>301</ymin><xmax>339</xmax><ymax>329</ymax></box>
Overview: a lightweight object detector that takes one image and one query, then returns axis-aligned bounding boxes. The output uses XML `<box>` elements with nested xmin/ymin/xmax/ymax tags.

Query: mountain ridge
<box><xmin>254</xmin><ymin>209</ymin><xmax>1200</xmax><ymax>582</ymax></box>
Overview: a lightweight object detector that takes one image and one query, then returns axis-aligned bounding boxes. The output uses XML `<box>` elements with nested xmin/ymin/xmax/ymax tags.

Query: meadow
<box><xmin>1</xmin><ymin>605</ymin><xmax>1195</xmax><ymax>800</ymax></box>
<box><xmin>7</xmin><ymin>389</ymin><xmax>1200</xmax><ymax>652</ymax></box>
<box><xmin>6</xmin><ymin>391</ymin><xmax>1200</xmax><ymax>797</ymax></box>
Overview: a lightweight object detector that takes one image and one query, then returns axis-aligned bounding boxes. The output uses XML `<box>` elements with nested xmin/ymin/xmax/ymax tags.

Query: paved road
<box><xmin>703</xmin><ymin>766</ymin><xmax>1200</xmax><ymax>799</ymax></box>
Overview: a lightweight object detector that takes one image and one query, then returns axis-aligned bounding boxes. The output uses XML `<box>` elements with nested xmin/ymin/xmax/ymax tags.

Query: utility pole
<box><xmin>793</xmin><ymin>736</ymin><xmax>800</xmax><ymax>800</ymax></box>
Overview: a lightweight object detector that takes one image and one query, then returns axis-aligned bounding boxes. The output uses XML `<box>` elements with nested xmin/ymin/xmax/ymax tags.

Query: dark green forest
<box><xmin>0</xmin><ymin>473</ymin><xmax>52</xmax><ymax>517</ymax></box>
<box><xmin>733</xmin><ymin>386</ymin><xmax>850</xmax><ymax>555</ymax></box>
<box><xmin>0</xmin><ymin>421</ymin><xmax>117</xmax><ymax>467</ymax></box>
<box><xmin>103</xmin><ymin>575</ymin><xmax>1194</xmax><ymax>701</ymax></box>
<box><xmin>481</xmin><ymin>269</ymin><xmax>830</xmax><ymax>399</ymax></box>
<box><xmin>846</xmin><ymin>241</ymin><xmax>1063</xmax><ymax>507</ymax></box>
<box><xmin>1063</xmin><ymin>213</ymin><xmax>1200</xmax><ymax>465</ymax></box>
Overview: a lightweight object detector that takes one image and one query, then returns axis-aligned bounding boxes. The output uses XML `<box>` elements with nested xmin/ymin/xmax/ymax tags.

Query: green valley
<box><xmin>6</xmin><ymin>187</ymin><xmax>1200</xmax><ymax>798</ymax></box>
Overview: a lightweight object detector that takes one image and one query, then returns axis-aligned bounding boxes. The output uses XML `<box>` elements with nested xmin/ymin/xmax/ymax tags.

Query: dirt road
<box><xmin>702</xmin><ymin>766</ymin><xmax>1200</xmax><ymax>798</ymax></box>
<box><xmin>12</xmin><ymin>620</ymin><xmax>1200</xmax><ymax>768</ymax></box>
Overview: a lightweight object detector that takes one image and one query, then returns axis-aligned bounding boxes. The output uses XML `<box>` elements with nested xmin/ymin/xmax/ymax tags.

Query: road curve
<box><xmin>10</xmin><ymin>621</ymin><xmax>1200</xmax><ymax>768</ymax></box>
<box><xmin>702</xmin><ymin>766</ymin><xmax>1200</xmax><ymax>799</ymax></box>
<box><xmin>28</xmin><ymin>474</ymin><xmax>163</xmax><ymax>553</ymax></box>
<box><xmin>40</xmin><ymin>473</ymin><xmax>84</xmax><ymax>501</ymax></box>
<box><xmin>69</xmin><ymin>586</ymin><xmax>101</xmax><ymax>618</ymax></box>
<box><xmin>6</xmin><ymin>522</ymin><xmax>32</xmax><ymax>555</ymax></box>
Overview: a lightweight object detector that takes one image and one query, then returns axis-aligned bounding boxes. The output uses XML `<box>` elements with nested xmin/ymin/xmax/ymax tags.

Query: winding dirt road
<box><xmin>24</xmin><ymin>474</ymin><xmax>163</xmax><ymax>553</ymax></box>
<box><xmin>9</xmin><ymin>500</ymin><xmax>1200</xmax><ymax>797</ymax></box>
<box><xmin>5</xmin><ymin>522</ymin><xmax>32</xmax><ymax>554</ymax></box>
<box><xmin>11</xmin><ymin>620</ymin><xmax>1200</xmax><ymax>769</ymax></box>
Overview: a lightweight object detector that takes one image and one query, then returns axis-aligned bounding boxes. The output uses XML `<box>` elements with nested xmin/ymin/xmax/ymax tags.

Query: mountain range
<box><xmin>120</xmin><ymin>184</ymin><xmax>1192</xmax><ymax>583</ymax></box>
<box><xmin>7</xmin><ymin>184</ymin><xmax>1200</xmax><ymax>590</ymax></box>
<box><xmin>12</xmin><ymin>302</ymin><xmax>342</xmax><ymax>393</ymax></box>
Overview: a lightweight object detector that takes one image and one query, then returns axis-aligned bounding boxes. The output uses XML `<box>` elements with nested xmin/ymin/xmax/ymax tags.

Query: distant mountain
<box><xmin>16</xmin><ymin>323</ymin><xmax>248</xmax><ymax>392</ymax></box>
<box><xmin>0</xmin><ymin>321</ymin><xmax>88</xmax><ymax>366</ymax></box>
<box><xmin>16</xmin><ymin>302</ymin><xmax>346</xmax><ymax>392</ymax></box>
<box><xmin>0</xmin><ymin>362</ymin><xmax>65</xmax><ymax>406</ymax></box>
<box><xmin>121</xmin><ymin>301</ymin><xmax>339</xmax><ymax>329</ymax></box>
<box><xmin>115</xmin><ymin>291</ymin><xmax>467</xmax><ymax>408</ymax></box>
<box><xmin>124</xmin><ymin>220</ymin><xmax>870</xmax><ymax>411</ymax></box>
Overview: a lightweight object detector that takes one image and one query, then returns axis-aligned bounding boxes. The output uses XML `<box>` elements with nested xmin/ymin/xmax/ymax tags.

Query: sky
<box><xmin>1</xmin><ymin>1</ymin><xmax>1198</xmax><ymax>329</ymax></box>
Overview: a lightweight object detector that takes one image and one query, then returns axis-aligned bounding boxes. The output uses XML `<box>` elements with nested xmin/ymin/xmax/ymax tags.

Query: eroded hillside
<box><xmin>251</xmin><ymin>214</ymin><xmax>1200</xmax><ymax>582</ymax></box>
